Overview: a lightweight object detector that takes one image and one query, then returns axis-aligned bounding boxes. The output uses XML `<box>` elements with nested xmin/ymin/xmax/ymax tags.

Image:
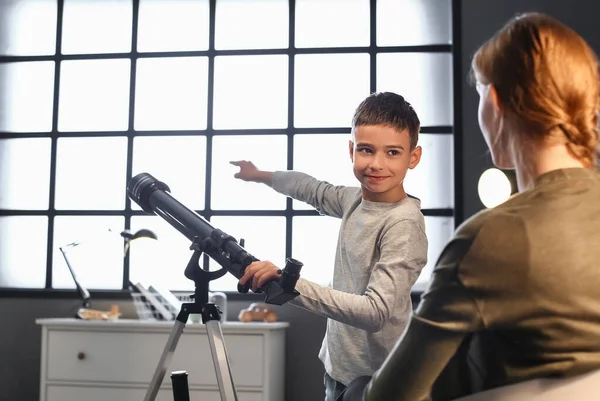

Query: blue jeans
<box><xmin>325</xmin><ymin>372</ymin><xmax>347</xmax><ymax>401</ymax></box>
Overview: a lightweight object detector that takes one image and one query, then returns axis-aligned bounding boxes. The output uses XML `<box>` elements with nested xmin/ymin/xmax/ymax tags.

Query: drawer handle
<box><xmin>77</xmin><ymin>352</ymin><xmax>86</xmax><ymax>361</ymax></box>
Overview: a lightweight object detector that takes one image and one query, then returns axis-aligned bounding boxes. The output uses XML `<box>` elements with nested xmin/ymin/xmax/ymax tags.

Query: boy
<box><xmin>232</xmin><ymin>92</ymin><xmax>428</xmax><ymax>401</ymax></box>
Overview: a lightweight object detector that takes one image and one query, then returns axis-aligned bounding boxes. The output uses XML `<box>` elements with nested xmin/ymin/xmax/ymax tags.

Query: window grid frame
<box><xmin>0</xmin><ymin>0</ymin><xmax>460</xmax><ymax>298</ymax></box>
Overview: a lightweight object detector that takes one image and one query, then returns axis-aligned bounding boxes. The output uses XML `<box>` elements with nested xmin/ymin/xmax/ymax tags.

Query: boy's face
<box><xmin>349</xmin><ymin>124</ymin><xmax>421</xmax><ymax>203</ymax></box>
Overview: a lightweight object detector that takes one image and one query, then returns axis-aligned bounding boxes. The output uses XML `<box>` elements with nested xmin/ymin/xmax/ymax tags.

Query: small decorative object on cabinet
<box><xmin>37</xmin><ymin>318</ymin><xmax>288</xmax><ymax>401</ymax></box>
<box><xmin>238</xmin><ymin>303</ymin><xmax>278</xmax><ymax>323</ymax></box>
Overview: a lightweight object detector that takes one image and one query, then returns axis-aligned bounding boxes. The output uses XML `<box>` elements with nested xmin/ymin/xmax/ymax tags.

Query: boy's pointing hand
<box><xmin>229</xmin><ymin>160</ymin><xmax>273</xmax><ymax>185</ymax></box>
<box><xmin>230</xmin><ymin>160</ymin><xmax>259</xmax><ymax>181</ymax></box>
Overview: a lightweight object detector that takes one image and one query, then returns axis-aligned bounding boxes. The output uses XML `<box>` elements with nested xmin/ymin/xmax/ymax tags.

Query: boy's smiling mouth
<box><xmin>366</xmin><ymin>175</ymin><xmax>388</xmax><ymax>182</ymax></box>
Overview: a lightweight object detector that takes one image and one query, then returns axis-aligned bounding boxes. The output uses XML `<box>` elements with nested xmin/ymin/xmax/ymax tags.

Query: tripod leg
<box><xmin>206</xmin><ymin>320</ymin><xmax>238</xmax><ymax>401</ymax></box>
<box><xmin>144</xmin><ymin>319</ymin><xmax>186</xmax><ymax>401</ymax></box>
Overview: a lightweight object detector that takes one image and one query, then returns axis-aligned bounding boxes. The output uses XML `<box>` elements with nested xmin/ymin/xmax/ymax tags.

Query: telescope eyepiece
<box><xmin>279</xmin><ymin>257</ymin><xmax>303</xmax><ymax>293</ymax></box>
<box><xmin>283</xmin><ymin>257</ymin><xmax>303</xmax><ymax>275</ymax></box>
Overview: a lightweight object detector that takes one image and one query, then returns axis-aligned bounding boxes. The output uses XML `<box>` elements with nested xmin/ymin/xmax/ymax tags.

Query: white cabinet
<box><xmin>37</xmin><ymin>319</ymin><xmax>288</xmax><ymax>401</ymax></box>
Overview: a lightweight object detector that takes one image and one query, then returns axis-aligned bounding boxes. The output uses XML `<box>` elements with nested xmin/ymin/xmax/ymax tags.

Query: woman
<box><xmin>340</xmin><ymin>12</ymin><xmax>600</xmax><ymax>401</ymax></box>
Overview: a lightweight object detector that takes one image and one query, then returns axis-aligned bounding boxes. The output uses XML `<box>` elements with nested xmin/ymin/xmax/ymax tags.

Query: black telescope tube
<box><xmin>127</xmin><ymin>173</ymin><xmax>257</xmax><ymax>278</ymax></box>
<box><xmin>129</xmin><ymin>174</ymin><xmax>213</xmax><ymax>242</ymax></box>
<box><xmin>127</xmin><ymin>172</ymin><xmax>302</xmax><ymax>305</ymax></box>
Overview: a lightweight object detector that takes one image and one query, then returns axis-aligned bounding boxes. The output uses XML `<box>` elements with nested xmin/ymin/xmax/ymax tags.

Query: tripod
<box><xmin>143</xmin><ymin>237</ymin><xmax>302</xmax><ymax>401</ymax></box>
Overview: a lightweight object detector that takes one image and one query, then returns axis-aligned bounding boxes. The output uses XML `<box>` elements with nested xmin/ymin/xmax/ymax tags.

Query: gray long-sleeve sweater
<box><xmin>272</xmin><ymin>171</ymin><xmax>428</xmax><ymax>385</ymax></box>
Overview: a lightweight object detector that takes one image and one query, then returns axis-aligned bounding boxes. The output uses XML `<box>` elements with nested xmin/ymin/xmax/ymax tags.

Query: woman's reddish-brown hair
<box><xmin>471</xmin><ymin>12</ymin><xmax>599</xmax><ymax>168</ymax></box>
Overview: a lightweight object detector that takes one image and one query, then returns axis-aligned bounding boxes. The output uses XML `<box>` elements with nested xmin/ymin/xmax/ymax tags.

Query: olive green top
<box><xmin>365</xmin><ymin>167</ymin><xmax>600</xmax><ymax>401</ymax></box>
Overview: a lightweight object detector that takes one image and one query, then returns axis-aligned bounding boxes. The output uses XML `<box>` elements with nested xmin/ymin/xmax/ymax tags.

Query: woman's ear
<box><xmin>489</xmin><ymin>84</ymin><xmax>503</xmax><ymax>114</ymax></box>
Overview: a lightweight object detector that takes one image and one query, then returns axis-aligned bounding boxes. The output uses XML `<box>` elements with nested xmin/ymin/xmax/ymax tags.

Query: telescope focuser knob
<box><xmin>237</xmin><ymin>281</ymin><xmax>250</xmax><ymax>294</ymax></box>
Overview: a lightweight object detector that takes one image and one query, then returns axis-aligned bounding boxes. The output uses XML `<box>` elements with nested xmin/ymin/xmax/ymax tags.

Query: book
<box><xmin>129</xmin><ymin>281</ymin><xmax>173</xmax><ymax>321</ymax></box>
<box><xmin>148</xmin><ymin>284</ymin><xmax>181</xmax><ymax>320</ymax></box>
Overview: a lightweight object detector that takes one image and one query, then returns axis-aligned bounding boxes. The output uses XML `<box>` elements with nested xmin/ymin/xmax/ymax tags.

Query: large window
<box><xmin>0</xmin><ymin>0</ymin><xmax>456</xmax><ymax>295</ymax></box>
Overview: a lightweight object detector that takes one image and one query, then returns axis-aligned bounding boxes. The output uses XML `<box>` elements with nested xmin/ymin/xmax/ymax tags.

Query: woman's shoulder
<box><xmin>455</xmin><ymin>202</ymin><xmax>525</xmax><ymax>243</ymax></box>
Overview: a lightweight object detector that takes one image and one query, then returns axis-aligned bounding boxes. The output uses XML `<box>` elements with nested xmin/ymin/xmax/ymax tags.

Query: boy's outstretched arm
<box><xmin>230</xmin><ymin>160</ymin><xmax>358</xmax><ymax>218</ymax></box>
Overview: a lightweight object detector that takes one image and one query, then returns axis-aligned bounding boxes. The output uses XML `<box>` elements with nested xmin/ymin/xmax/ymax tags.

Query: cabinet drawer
<box><xmin>46</xmin><ymin>385</ymin><xmax>264</xmax><ymax>401</ymax></box>
<box><xmin>46</xmin><ymin>330</ymin><xmax>264</xmax><ymax>387</ymax></box>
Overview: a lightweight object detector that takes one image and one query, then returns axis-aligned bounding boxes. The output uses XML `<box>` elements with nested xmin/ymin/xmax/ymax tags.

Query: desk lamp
<box><xmin>59</xmin><ymin>228</ymin><xmax>158</xmax><ymax>318</ymax></box>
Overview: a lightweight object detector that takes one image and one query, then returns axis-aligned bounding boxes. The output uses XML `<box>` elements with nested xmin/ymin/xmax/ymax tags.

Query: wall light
<box><xmin>477</xmin><ymin>168</ymin><xmax>515</xmax><ymax>208</ymax></box>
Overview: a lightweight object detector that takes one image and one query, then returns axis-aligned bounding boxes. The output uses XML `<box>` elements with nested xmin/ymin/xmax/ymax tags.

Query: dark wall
<box><xmin>3</xmin><ymin>2</ymin><xmax>600</xmax><ymax>401</ymax></box>
<box><xmin>460</xmin><ymin>0</ymin><xmax>600</xmax><ymax>220</ymax></box>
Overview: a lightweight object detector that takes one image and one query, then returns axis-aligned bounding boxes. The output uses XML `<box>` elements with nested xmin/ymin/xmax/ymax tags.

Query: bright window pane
<box><xmin>404</xmin><ymin>134</ymin><xmax>454</xmax><ymax>209</ymax></box>
<box><xmin>135</xmin><ymin>57</ymin><xmax>208</xmax><ymax>131</ymax></box>
<box><xmin>213</xmin><ymin>55</ymin><xmax>288</xmax><ymax>129</ymax></box>
<box><xmin>0</xmin><ymin>216</ymin><xmax>48</xmax><ymax>288</ymax></box>
<box><xmin>295</xmin><ymin>54</ymin><xmax>370</xmax><ymax>128</ymax></box>
<box><xmin>0</xmin><ymin>0</ymin><xmax>57</xmax><ymax>56</ymax></box>
<box><xmin>377</xmin><ymin>53</ymin><xmax>453</xmax><ymax>126</ymax></box>
<box><xmin>0</xmin><ymin>138</ymin><xmax>51</xmax><ymax>210</ymax></box>
<box><xmin>215</xmin><ymin>0</ymin><xmax>288</xmax><ymax>50</ymax></box>
<box><xmin>52</xmin><ymin>217</ymin><xmax>124</xmax><ymax>290</ymax></box>
<box><xmin>295</xmin><ymin>0</ymin><xmax>369</xmax><ymax>48</ymax></box>
<box><xmin>137</xmin><ymin>0</ymin><xmax>209</xmax><ymax>52</ymax></box>
<box><xmin>377</xmin><ymin>0</ymin><xmax>452</xmax><ymax>46</ymax></box>
<box><xmin>0</xmin><ymin>61</ymin><xmax>55</xmax><ymax>132</ymax></box>
<box><xmin>412</xmin><ymin>216</ymin><xmax>454</xmax><ymax>292</ymax></box>
<box><xmin>211</xmin><ymin>135</ymin><xmax>287</xmax><ymax>210</ymax></box>
<box><xmin>132</xmin><ymin>136</ymin><xmax>207</xmax><ymax>210</ymax></box>
<box><xmin>292</xmin><ymin>215</ymin><xmax>340</xmax><ymax>286</ymax></box>
<box><xmin>62</xmin><ymin>0</ymin><xmax>132</xmax><ymax>55</ymax></box>
<box><xmin>58</xmin><ymin>59</ymin><xmax>131</xmax><ymax>132</ymax></box>
<box><xmin>208</xmin><ymin>216</ymin><xmax>286</xmax><ymax>292</ymax></box>
<box><xmin>55</xmin><ymin>137</ymin><xmax>128</xmax><ymax>210</ymax></box>
<box><xmin>293</xmin><ymin>134</ymin><xmax>356</xmax><ymax>210</ymax></box>
<box><xmin>130</xmin><ymin>215</ymin><xmax>197</xmax><ymax>292</ymax></box>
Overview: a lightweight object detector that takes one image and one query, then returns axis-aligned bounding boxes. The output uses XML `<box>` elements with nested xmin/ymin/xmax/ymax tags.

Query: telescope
<box><xmin>128</xmin><ymin>172</ymin><xmax>304</xmax><ymax>401</ymax></box>
<box><xmin>127</xmin><ymin>172</ymin><xmax>302</xmax><ymax>305</ymax></box>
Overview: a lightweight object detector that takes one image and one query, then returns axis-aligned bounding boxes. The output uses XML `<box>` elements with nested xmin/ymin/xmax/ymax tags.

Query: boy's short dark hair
<box><xmin>352</xmin><ymin>92</ymin><xmax>421</xmax><ymax>149</ymax></box>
